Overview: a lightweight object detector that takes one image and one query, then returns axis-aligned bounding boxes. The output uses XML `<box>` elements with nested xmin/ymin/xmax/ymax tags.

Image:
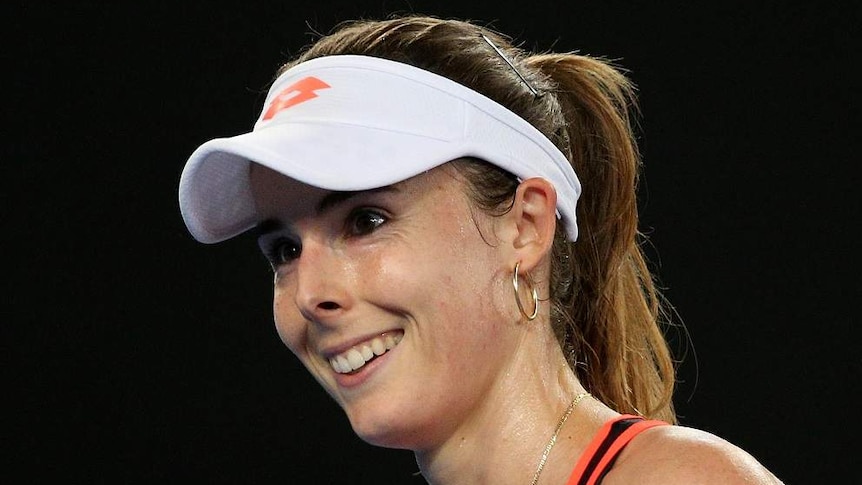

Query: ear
<box><xmin>500</xmin><ymin>177</ymin><xmax>558</xmax><ymax>272</ymax></box>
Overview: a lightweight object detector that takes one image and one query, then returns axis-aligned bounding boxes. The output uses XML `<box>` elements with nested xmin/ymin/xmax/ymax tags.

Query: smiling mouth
<box><xmin>329</xmin><ymin>331</ymin><xmax>403</xmax><ymax>374</ymax></box>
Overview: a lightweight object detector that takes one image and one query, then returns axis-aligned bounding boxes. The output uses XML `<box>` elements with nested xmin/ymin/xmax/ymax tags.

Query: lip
<box><xmin>320</xmin><ymin>329</ymin><xmax>404</xmax><ymax>360</ymax></box>
<box><xmin>323</xmin><ymin>330</ymin><xmax>404</xmax><ymax>389</ymax></box>
<box><xmin>331</xmin><ymin>344</ymin><xmax>395</xmax><ymax>389</ymax></box>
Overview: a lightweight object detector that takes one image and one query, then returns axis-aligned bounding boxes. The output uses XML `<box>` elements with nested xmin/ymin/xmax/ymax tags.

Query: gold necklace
<box><xmin>530</xmin><ymin>392</ymin><xmax>591</xmax><ymax>485</ymax></box>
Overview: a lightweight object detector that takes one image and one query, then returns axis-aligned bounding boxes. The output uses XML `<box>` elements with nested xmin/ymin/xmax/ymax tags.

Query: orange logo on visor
<box><xmin>262</xmin><ymin>76</ymin><xmax>331</xmax><ymax>120</ymax></box>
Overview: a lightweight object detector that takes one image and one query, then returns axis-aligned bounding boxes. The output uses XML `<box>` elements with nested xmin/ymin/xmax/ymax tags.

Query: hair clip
<box><xmin>480</xmin><ymin>34</ymin><xmax>542</xmax><ymax>98</ymax></box>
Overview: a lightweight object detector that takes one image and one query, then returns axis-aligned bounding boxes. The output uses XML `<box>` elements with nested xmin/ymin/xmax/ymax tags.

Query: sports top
<box><xmin>566</xmin><ymin>414</ymin><xmax>669</xmax><ymax>485</ymax></box>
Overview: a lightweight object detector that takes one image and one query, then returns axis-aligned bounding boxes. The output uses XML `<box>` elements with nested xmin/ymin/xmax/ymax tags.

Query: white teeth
<box><xmin>371</xmin><ymin>338</ymin><xmax>385</xmax><ymax>355</ymax></box>
<box><xmin>346</xmin><ymin>349</ymin><xmax>365</xmax><ymax>371</ymax></box>
<box><xmin>329</xmin><ymin>332</ymin><xmax>403</xmax><ymax>374</ymax></box>
<box><xmin>336</xmin><ymin>355</ymin><xmax>350</xmax><ymax>373</ymax></box>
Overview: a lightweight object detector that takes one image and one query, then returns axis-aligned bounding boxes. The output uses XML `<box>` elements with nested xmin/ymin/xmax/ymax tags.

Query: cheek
<box><xmin>272</xmin><ymin>288</ymin><xmax>307</xmax><ymax>356</ymax></box>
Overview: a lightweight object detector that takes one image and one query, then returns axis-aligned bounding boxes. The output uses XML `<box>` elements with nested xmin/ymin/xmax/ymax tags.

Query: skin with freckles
<box><xmin>170</xmin><ymin>13</ymin><xmax>787</xmax><ymax>483</ymax></box>
<box><xmin>253</xmin><ymin>164</ymin><xmax>525</xmax><ymax>444</ymax></box>
<box><xmin>251</xmin><ymin>162</ymin><xmax>588</xmax><ymax>481</ymax></box>
<box><xmin>249</xmin><ymin>162</ymin><xmax>783</xmax><ymax>484</ymax></box>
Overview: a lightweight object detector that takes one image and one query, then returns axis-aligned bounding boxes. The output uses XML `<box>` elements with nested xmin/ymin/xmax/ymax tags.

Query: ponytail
<box><xmin>531</xmin><ymin>54</ymin><xmax>676</xmax><ymax>422</ymax></box>
<box><xmin>285</xmin><ymin>15</ymin><xmax>677</xmax><ymax>423</ymax></box>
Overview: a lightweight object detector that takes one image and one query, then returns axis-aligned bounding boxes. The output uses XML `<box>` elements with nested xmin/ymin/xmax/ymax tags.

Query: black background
<box><xmin>7</xmin><ymin>1</ymin><xmax>859</xmax><ymax>483</ymax></box>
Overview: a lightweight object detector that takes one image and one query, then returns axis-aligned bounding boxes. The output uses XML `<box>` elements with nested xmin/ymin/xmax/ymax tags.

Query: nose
<box><xmin>291</xmin><ymin>238</ymin><xmax>353</xmax><ymax>323</ymax></box>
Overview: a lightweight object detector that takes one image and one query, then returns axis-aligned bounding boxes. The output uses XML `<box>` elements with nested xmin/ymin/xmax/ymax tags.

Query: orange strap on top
<box><xmin>566</xmin><ymin>414</ymin><xmax>668</xmax><ymax>485</ymax></box>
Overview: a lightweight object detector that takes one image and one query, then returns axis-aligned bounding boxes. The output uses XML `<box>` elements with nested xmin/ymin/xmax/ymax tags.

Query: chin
<box><xmin>348</xmin><ymin>415</ymin><xmax>405</xmax><ymax>448</ymax></box>
<box><xmin>345</xmin><ymin>401</ymin><xmax>420</xmax><ymax>450</ymax></box>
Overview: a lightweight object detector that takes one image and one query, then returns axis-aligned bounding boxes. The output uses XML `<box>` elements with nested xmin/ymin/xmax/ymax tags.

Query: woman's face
<box><xmin>250</xmin><ymin>164</ymin><xmax>521</xmax><ymax>450</ymax></box>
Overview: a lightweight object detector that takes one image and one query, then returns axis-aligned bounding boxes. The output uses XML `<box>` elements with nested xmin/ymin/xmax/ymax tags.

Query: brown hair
<box><xmin>280</xmin><ymin>15</ymin><xmax>677</xmax><ymax>423</ymax></box>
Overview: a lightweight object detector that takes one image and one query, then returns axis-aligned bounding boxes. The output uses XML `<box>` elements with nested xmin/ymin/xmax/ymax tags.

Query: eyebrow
<box><xmin>316</xmin><ymin>186</ymin><xmax>399</xmax><ymax>214</ymax></box>
<box><xmin>254</xmin><ymin>218</ymin><xmax>284</xmax><ymax>238</ymax></box>
<box><xmin>254</xmin><ymin>185</ymin><xmax>400</xmax><ymax>237</ymax></box>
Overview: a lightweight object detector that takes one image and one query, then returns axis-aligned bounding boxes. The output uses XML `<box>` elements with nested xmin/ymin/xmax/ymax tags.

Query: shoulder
<box><xmin>603</xmin><ymin>423</ymin><xmax>784</xmax><ymax>484</ymax></box>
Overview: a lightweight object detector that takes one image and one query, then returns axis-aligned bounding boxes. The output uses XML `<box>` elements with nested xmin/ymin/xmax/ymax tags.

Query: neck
<box><xmin>415</xmin><ymin>324</ymin><xmax>589</xmax><ymax>485</ymax></box>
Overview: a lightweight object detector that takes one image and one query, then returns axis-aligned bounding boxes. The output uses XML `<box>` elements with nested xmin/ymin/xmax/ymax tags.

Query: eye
<box><xmin>346</xmin><ymin>208</ymin><xmax>387</xmax><ymax>236</ymax></box>
<box><xmin>263</xmin><ymin>237</ymin><xmax>302</xmax><ymax>266</ymax></box>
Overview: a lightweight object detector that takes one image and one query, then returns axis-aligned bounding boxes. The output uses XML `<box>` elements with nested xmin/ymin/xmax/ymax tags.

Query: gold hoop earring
<box><xmin>513</xmin><ymin>261</ymin><xmax>539</xmax><ymax>321</ymax></box>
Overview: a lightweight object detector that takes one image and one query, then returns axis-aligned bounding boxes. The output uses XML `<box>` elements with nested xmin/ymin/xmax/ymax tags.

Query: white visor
<box><xmin>179</xmin><ymin>55</ymin><xmax>581</xmax><ymax>243</ymax></box>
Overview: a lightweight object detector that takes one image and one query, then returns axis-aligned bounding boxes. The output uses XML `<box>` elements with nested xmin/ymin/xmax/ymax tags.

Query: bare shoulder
<box><xmin>603</xmin><ymin>424</ymin><xmax>784</xmax><ymax>484</ymax></box>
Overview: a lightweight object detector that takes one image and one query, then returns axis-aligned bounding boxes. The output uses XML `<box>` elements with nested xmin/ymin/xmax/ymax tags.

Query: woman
<box><xmin>178</xmin><ymin>15</ymin><xmax>783</xmax><ymax>484</ymax></box>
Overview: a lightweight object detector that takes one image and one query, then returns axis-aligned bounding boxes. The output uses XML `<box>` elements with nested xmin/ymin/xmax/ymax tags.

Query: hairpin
<box><xmin>480</xmin><ymin>34</ymin><xmax>542</xmax><ymax>98</ymax></box>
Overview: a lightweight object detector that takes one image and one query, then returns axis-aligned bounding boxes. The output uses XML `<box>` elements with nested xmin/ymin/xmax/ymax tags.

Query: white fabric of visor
<box><xmin>179</xmin><ymin>55</ymin><xmax>581</xmax><ymax>243</ymax></box>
